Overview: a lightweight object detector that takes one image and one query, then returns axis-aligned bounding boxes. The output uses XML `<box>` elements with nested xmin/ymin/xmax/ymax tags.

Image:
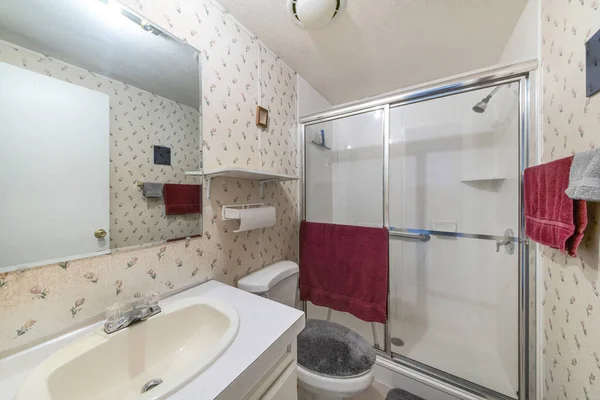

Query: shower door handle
<box><xmin>495</xmin><ymin>229</ymin><xmax>515</xmax><ymax>254</ymax></box>
<box><xmin>390</xmin><ymin>227</ymin><xmax>518</xmax><ymax>250</ymax></box>
<box><xmin>496</xmin><ymin>239</ymin><xmax>511</xmax><ymax>252</ymax></box>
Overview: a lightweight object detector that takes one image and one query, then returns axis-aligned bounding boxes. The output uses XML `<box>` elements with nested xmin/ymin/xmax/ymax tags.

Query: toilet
<box><xmin>237</xmin><ymin>260</ymin><xmax>375</xmax><ymax>400</ymax></box>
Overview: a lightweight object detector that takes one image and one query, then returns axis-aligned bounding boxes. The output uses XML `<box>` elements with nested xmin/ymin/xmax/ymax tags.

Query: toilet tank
<box><xmin>237</xmin><ymin>260</ymin><xmax>299</xmax><ymax>308</ymax></box>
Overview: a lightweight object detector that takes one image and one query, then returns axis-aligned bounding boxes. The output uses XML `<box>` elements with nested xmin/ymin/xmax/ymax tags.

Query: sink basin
<box><xmin>16</xmin><ymin>297</ymin><xmax>239</xmax><ymax>400</ymax></box>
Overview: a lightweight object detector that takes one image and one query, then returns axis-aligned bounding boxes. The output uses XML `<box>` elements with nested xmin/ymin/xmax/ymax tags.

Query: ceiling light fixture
<box><xmin>288</xmin><ymin>0</ymin><xmax>346</xmax><ymax>30</ymax></box>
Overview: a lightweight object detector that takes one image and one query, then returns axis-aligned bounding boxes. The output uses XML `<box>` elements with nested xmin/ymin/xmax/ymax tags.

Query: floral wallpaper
<box><xmin>260</xmin><ymin>45</ymin><xmax>298</xmax><ymax>176</ymax></box>
<box><xmin>541</xmin><ymin>1</ymin><xmax>600</xmax><ymax>399</ymax></box>
<box><xmin>0</xmin><ymin>39</ymin><xmax>203</xmax><ymax>250</ymax></box>
<box><xmin>0</xmin><ymin>0</ymin><xmax>298</xmax><ymax>357</ymax></box>
<box><xmin>259</xmin><ymin>45</ymin><xmax>300</xmax><ymax>264</ymax></box>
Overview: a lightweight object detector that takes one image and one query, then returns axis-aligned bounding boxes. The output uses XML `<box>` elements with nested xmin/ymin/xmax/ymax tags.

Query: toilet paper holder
<box><xmin>221</xmin><ymin>203</ymin><xmax>265</xmax><ymax>221</ymax></box>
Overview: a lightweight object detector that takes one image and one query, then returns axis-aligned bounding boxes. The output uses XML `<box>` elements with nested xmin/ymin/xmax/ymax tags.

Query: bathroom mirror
<box><xmin>0</xmin><ymin>0</ymin><xmax>203</xmax><ymax>272</ymax></box>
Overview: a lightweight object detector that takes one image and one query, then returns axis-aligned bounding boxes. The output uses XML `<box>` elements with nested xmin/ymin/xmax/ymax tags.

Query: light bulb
<box><xmin>92</xmin><ymin>0</ymin><xmax>124</xmax><ymax>28</ymax></box>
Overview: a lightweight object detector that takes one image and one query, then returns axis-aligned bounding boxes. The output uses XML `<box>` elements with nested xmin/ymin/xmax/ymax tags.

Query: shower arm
<box><xmin>484</xmin><ymin>86</ymin><xmax>501</xmax><ymax>100</ymax></box>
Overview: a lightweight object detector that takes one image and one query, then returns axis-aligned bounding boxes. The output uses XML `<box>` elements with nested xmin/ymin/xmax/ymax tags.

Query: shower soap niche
<box><xmin>431</xmin><ymin>220</ymin><xmax>457</xmax><ymax>232</ymax></box>
<box><xmin>460</xmin><ymin>175</ymin><xmax>506</xmax><ymax>183</ymax></box>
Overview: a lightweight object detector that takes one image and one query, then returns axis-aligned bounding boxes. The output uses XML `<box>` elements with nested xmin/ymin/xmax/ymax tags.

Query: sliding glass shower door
<box><xmin>302</xmin><ymin>65</ymin><xmax>533</xmax><ymax>399</ymax></box>
<box><xmin>304</xmin><ymin>109</ymin><xmax>386</xmax><ymax>348</ymax></box>
<box><xmin>388</xmin><ymin>83</ymin><xmax>520</xmax><ymax>398</ymax></box>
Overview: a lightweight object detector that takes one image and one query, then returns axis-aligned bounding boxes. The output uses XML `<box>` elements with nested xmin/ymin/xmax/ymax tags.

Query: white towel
<box><xmin>565</xmin><ymin>148</ymin><xmax>600</xmax><ymax>202</ymax></box>
<box><xmin>142</xmin><ymin>182</ymin><xmax>163</xmax><ymax>198</ymax></box>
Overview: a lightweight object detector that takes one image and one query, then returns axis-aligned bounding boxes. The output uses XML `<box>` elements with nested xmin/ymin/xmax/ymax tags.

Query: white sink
<box><xmin>16</xmin><ymin>297</ymin><xmax>239</xmax><ymax>400</ymax></box>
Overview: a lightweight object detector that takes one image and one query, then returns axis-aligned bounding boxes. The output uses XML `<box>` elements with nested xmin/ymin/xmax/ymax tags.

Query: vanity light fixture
<box><xmin>140</xmin><ymin>20</ymin><xmax>155</xmax><ymax>33</ymax></box>
<box><xmin>288</xmin><ymin>0</ymin><xmax>346</xmax><ymax>30</ymax></box>
<box><xmin>96</xmin><ymin>0</ymin><xmax>161</xmax><ymax>36</ymax></box>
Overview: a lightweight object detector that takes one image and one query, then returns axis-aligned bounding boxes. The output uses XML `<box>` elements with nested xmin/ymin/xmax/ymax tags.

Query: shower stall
<box><xmin>300</xmin><ymin>61</ymin><xmax>536</xmax><ymax>400</ymax></box>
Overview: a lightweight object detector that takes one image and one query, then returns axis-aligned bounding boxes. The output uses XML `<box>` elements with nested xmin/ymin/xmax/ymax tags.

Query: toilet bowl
<box><xmin>237</xmin><ymin>261</ymin><xmax>376</xmax><ymax>400</ymax></box>
<box><xmin>297</xmin><ymin>364</ymin><xmax>374</xmax><ymax>399</ymax></box>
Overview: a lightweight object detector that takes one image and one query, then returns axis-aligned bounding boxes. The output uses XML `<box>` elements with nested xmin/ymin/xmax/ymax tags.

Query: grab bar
<box><xmin>390</xmin><ymin>227</ymin><xmax>519</xmax><ymax>242</ymax></box>
<box><xmin>389</xmin><ymin>231</ymin><xmax>431</xmax><ymax>242</ymax></box>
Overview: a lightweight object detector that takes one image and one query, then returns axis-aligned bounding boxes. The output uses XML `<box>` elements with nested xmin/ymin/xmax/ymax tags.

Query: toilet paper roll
<box><xmin>234</xmin><ymin>206</ymin><xmax>276</xmax><ymax>233</ymax></box>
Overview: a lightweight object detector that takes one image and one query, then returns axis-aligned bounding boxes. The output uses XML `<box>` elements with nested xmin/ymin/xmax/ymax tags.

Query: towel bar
<box><xmin>389</xmin><ymin>231</ymin><xmax>431</xmax><ymax>242</ymax></box>
<box><xmin>390</xmin><ymin>227</ymin><xmax>520</xmax><ymax>242</ymax></box>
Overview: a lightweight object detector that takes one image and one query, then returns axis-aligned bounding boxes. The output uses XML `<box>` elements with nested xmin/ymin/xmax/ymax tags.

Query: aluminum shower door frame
<box><xmin>299</xmin><ymin>59</ymin><xmax>536</xmax><ymax>400</ymax></box>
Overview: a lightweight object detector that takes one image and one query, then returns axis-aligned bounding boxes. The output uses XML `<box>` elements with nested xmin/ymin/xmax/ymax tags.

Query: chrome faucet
<box><xmin>104</xmin><ymin>293</ymin><xmax>161</xmax><ymax>334</ymax></box>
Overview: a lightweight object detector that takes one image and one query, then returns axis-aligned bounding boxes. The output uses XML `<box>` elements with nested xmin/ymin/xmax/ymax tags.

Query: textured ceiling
<box><xmin>217</xmin><ymin>0</ymin><xmax>528</xmax><ymax>105</ymax></box>
<box><xmin>0</xmin><ymin>0</ymin><xmax>199</xmax><ymax>108</ymax></box>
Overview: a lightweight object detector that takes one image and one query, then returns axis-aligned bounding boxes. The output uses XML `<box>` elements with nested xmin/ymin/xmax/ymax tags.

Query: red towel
<box><xmin>524</xmin><ymin>156</ymin><xmax>587</xmax><ymax>256</ymax></box>
<box><xmin>299</xmin><ymin>221</ymin><xmax>388</xmax><ymax>323</ymax></box>
<box><xmin>163</xmin><ymin>184</ymin><xmax>202</xmax><ymax>215</ymax></box>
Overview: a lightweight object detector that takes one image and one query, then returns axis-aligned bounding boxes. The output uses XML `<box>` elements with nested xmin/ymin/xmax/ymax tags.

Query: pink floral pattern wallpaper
<box><xmin>541</xmin><ymin>1</ymin><xmax>600</xmax><ymax>399</ymax></box>
<box><xmin>0</xmin><ymin>0</ymin><xmax>298</xmax><ymax>357</ymax></box>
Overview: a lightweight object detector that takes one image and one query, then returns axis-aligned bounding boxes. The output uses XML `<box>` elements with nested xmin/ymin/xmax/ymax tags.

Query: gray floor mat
<box><xmin>386</xmin><ymin>388</ymin><xmax>426</xmax><ymax>400</ymax></box>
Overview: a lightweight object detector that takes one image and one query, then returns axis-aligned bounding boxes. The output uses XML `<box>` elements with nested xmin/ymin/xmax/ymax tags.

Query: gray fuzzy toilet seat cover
<box><xmin>297</xmin><ymin>319</ymin><xmax>376</xmax><ymax>377</ymax></box>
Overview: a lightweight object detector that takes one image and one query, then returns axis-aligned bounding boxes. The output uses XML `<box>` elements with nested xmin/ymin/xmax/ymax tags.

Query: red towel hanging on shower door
<box><xmin>299</xmin><ymin>221</ymin><xmax>389</xmax><ymax>324</ymax></box>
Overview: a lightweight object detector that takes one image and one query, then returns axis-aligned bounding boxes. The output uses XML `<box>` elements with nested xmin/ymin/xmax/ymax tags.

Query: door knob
<box><xmin>94</xmin><ymin>229</ymin><xmax>107</xmax><ymax>239</ymax></box>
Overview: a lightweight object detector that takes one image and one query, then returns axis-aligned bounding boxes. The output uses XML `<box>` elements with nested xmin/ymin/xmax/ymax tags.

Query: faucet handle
<box><xmin>106</xmin><ymin>303</ymin><xmax>124</xmax><ymax>324</ymax></box>
<box><xmin>132</xmin><ymin>297</ymin><xmax>147</xmax><ymax>310</ymax></box>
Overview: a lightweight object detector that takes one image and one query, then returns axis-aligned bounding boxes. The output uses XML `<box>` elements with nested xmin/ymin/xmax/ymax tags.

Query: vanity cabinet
<box><xmin>217</xmin><ymin>331</ymin><xmax>299</xmax><ymax>400</ymax></box>
<box><xmin>0</xmin><ymin>282</ymin><xmax>305</xmax><ymax>400</ymax></box>
<box><xmin>245</xmin><ymin>354</ymin><xmax>297</xmax><ymax>400</ymax></box>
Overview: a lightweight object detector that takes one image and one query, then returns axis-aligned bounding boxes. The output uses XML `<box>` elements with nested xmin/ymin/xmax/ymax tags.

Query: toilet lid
<box><xmin>297</xmin><ymin>319</ymin><xmax>376</xmax><ymax>378</ymax></box>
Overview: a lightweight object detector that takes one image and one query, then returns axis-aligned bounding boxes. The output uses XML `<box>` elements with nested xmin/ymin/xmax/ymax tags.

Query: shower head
<box><xmin>472</xmin><ymin>86</ymin><xmax>501</xmax><ymax>114</ymax></box>
<box><xmin>472</xmin><ymin>98</ymin><xmax>490</xmax><ymax>113</ymax></box>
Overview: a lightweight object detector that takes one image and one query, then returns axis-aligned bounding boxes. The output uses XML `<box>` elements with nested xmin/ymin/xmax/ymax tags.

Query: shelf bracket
<box><xmin>207</xmin><ymin>176</ymin><xmax>212</xmax><ymax>200</ymax></box>
<box><xmin>259</xmin><ymin>179</ymin><xmax>278</xmax><ymax>199</ymax></box>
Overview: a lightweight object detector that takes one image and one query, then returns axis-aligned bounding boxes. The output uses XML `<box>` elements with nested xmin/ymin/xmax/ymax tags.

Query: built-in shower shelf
<box><xmin>203</xmin><ymin>168</ymin><xmax>299</xmax><ymax>199</ymax></box>
<box><xmin>310</xmin><ymin>141</ymin><xmax>332</xmax><ymax>150</ymax></box>
<box><xmin>460</xmin><ymin>176</ymin><xmax>506</xmax><ymax>183</ymax></box>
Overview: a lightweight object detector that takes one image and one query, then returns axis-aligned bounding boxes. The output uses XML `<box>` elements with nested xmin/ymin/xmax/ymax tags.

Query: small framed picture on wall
<box><xmin>256</xmin><ymin>105</ymin><xmax>269</xmax><ymax>128</ymax></box>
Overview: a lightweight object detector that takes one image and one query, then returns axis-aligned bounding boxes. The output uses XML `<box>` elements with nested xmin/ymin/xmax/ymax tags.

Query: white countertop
<box><xmin>0</xmin><ymin>281</ymin><xmax>305</xmax><ymax>400</ymax></box>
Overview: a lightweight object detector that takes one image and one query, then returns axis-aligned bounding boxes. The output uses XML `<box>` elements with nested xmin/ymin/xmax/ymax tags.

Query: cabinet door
<box><xmin>0</xmin><ymin>61</ymin><xmax>110</xmax><ymax>270</ymax></box>
<box><xmin>260</xmin><ymin>362</ymin><xmax>297</xmax><ymax>400</ymax></box>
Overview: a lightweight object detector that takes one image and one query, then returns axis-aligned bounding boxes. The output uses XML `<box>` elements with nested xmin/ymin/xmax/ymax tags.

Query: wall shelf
<box><xmin>203</xmin><ymin>168</ymin><xmax>299</xmax><ymax>199</ymax></box>
<box><xmin>184</xmin><ymin>171</ymin><xmax>204</xmax><ymax>176</ymax></box>
<box><xmin>310</xmin><ymin>140</ymin><xmax>331</xmax><ymax>150</ymax></box>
